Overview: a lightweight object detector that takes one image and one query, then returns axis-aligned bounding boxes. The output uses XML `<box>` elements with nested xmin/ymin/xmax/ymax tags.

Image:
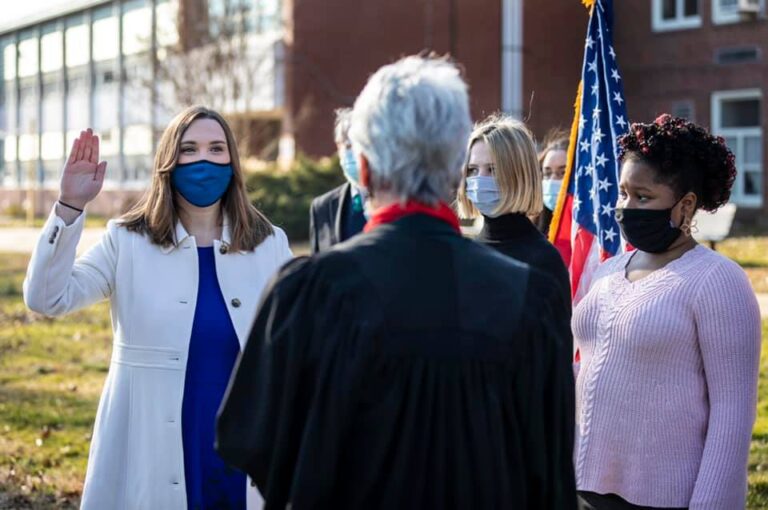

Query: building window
<box><xmin>41</xmin><ymin>73</ymin><xmax>64</xmax><ymax>184</ymax></box>
<box><xmin>256</xmin><ymin>0</ymin><xmax>282</xmax><ymax>33</ymax></box>
<box><xmin>92</xmin><ymin>6</ymin><xmax>119</xmax><ymax>63</ymax></box>
<box><xmin>712</xmin><ymin>89</ymin><xmax>763</xmax><ymax>207</ymax></box>
<box><xmin>715</xmin><ymin>46</ymin><xmax>761</xmax><ymax>65</ymax></box>
<box><xmin>41</xmin><ymin>23</ymin><xmax>63</xmax><ymax>73</ymax></box>
<box><xmin>124</xmin><ymin>56</ymin><xmax>151</xmax><ymax>125</ymax></box>
<box><xmin>123</xmin><ymin>0</ymin><xmax>152</xmax><ymax>56</ymax></box>
<box><xmin>17</xmin><ymin>31</ymin><xmax>39</xmax><ymax>79</ymax></box>
<box><xmin>671</xmin><ymin>100</ymin><xmax>696</xmax><ymax>122</ymax></box>
<box><xmin>65</xmin><ymin>15</ymin><xmax>89</xmax><ymax>68</ymax></box>
<box><xmin>713</xmin><ymin>0</ymin><xmax>764</xmax><ymax>25</ymax></box>
<box><xmin>652</xmin><ymin>0</ymin><xmax>702</xmax><ymax>31</ymax></box>
<box><xmin>66</xmin><ymin>67</ymin><xmax>88</xmax><ymax>140</ymax></box>
<box><xmin>156</xmin><ymin>0</ymin><xmax>178</xmax><ymax>49</ymax></box>
<box><xmin>93</xmin><ymin>60</ymin><xmax>119</xmax><ymax>133</ymax></box>
<box><xmin>0</xmin><ymin>38</ymin><xmax>11</xmax><ymax>179</ymax></box>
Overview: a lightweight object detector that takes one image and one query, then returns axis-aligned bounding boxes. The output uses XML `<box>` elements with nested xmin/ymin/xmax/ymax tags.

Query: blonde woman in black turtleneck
<box><xmin>457</xmin><ymin>115</ymin><xmax>571</xmax><ymax>306</ymax></box>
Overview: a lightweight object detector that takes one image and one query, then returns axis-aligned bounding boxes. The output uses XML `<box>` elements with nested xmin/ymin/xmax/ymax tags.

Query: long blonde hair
<box><xmin>457</xmin><ymin>114</ymin><xmax>543</xmax><ymax>218</ymax></box>
<box><xmin>120</xmin><ymin>106</ymin><xmax>273</xmax><ymax>251</ymax></box>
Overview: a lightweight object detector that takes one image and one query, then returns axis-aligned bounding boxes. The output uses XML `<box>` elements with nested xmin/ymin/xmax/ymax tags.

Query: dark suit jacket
<box><xmin>309</xmin><ymin>183</ymin><xmax>366</xmax><ymax>254</ymax></box>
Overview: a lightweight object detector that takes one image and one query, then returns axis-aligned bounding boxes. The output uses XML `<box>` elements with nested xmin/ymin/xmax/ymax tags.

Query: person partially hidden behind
<box><xmin>308</xmin><ymin>108</ymin><xmax>367</xmax><ymax>254</ymax></box>
<box><xmin>536</xmin><ymin>130</ymin><xmax>569</xmax><ymax>235</ymax></box>
<box><xmin>216</xmin><ymin>55</ymin><xmax>577</xmax><ymax>509</ymax></box>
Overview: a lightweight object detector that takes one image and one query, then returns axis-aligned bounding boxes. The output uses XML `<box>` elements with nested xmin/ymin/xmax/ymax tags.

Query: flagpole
<box><xmin>548</xmin><ymin>81</ymin><xmax>583</xmax><ymax>244</ymax></box>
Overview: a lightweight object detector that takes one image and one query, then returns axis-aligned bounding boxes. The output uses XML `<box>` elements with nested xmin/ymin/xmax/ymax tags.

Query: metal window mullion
<box><xmin>61</xmin><ymin>19</ymin><xmax>68</xmax><ymax>174</ymax></box>
<box><xmin>150</xmin><ymin>0</ymin><xmax>157</xmax><ymax>158</ymax></box>
<box><xmin>87</xmin><ymin>9</ymin><xmax>95</xmax><ymax>129</ymax></box>
<box><xmin>117</xmin><ymin>0</ymin><xmax>125</xmax><ymax>184</ymax></box>
<box><xmin>13</xmin><ymin>32</ymin><xmax>20</xmax><ymax>186</ymax></box>
<box><xmin>736</xmin><ymin>135</ymin><xmax>746</xmax><ymax>200</ymax></box>
<box><xmin>36</xmin><ymin>26</ymin><xmax>43</xmax><ymax>186</ymax></box>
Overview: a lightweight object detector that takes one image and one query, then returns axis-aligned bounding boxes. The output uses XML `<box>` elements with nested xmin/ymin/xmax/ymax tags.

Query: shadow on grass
<box><xmin>739</xmin><ymin>261</ymin><xmax>768</xmax><ymax>269</ymax></box>
<box><xmin>748</xmin><ymin>479</ymin><xmax>768</xmax><ymax>510</ymax></box>
<box><xmin>0</xmin><ymin>484</ymin><xmax>79</xmax><ymax>510</ymax></box>
<box><xmin>0</xmin><ymin>386</ymin><xmax>94</xmax><ymax>509</ymax></box>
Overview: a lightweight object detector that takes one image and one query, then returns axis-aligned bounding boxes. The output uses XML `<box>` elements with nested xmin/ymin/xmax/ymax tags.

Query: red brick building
<box><xmin>282</xmin><ymin>0</ymin><xmax>585</xmax><ymax>156</ymax></box>
<box><xmin>614</xmin><ymin>0</ymin><xmax>767</xmax><ymax>224</ymax></box>
<box><xmin>284</xmin><ymin>0</ymin><xmax>768</xmax><ymax>226</ymax></box>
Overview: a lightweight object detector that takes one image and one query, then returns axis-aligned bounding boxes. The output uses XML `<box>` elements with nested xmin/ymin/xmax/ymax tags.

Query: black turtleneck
<box><xmin>478</xmin><ymin>213</ymin><xmax>571</xmax><ymax>308</ymax></box>
<box><xmin>535</xmin><ymin>207</ymin><xmax>554</xmax><ymax>235</ymax></box>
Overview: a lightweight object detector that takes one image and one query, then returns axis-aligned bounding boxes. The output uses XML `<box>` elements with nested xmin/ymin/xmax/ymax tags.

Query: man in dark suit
<box><xmin>309</xmin><ymin>108</ymin><xmax>367</xmax><ymax>254</ymax></box>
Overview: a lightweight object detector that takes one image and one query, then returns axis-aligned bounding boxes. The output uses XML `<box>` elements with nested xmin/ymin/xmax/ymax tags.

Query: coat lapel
<box><xmin>334</xmin><ymin>182</ymin><xmax>352</xmax><ymax>244</ymax></box>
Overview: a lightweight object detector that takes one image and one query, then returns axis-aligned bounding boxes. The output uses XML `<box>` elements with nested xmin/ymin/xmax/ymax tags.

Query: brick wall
<box><xmin>286</xmin><ymin>0</ymin><xmax>502</xmax><ymax>157</ymax></box>
<box><xmin>613</xmin><ymin>1</ymin><xmax>768</xmax><ymax>221</ymax></box>
<box><xmin>522</xmin><ymin>0</ymin><xmax>587</xmax><ymax>141</ymax></box>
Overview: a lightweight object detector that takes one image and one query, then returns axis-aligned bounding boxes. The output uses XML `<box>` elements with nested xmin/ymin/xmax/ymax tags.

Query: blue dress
<box><xmin>182</xmin><ymin>247</ymin><xmax>246</xmax><ymax>510</ymax></box>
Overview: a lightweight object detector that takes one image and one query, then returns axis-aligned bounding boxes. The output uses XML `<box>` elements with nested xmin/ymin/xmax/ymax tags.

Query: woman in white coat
<box><xmin>23</xmin><ymin>105</ymin><xmax>292</xmax><ymax>509</ymax></box>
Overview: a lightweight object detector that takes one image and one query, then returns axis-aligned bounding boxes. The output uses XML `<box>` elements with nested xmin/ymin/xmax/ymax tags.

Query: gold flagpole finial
<box><xmin>582</xmin><ymin>0</ymin><xmax>595</xmax><ymax>8</ymax></box>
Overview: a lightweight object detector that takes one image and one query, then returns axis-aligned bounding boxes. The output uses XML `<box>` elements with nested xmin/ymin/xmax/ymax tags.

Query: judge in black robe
<box><xmin>216</xmin><ymin>55</ymin><xmax>577</xmax><ymax>510</ymax></box>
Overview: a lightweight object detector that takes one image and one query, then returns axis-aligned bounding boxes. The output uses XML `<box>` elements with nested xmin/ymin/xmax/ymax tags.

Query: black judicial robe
<box><xmin>216</xmin><ymin>213</ymin><xmax>576</xmax><ymax>510</ymax></box>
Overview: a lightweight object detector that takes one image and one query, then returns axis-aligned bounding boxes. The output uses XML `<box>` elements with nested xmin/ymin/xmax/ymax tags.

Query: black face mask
<box><xmin>615</xmin><ymin>201</ymin><xmax>683</xmax><ymax>254</ymax></box>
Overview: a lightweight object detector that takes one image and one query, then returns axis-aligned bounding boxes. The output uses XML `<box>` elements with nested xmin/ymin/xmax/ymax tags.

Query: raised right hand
<box><xmin>59</xmin><ymin>129</ymin><xmax>107</xmax><ymax>210</ymax></box>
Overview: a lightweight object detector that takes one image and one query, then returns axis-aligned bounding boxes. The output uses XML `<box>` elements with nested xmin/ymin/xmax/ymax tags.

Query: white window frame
<box><xmin>711</xmin><ymin>89</ymin><xmax>763</xmax><ymax>208</ymax></box>
<box><xmin>652</xmin><ymin>0</ymin><xmax>702</xmax><ymax>32</ymax></box>
<box><xmin>713</xmin><ymin>0</ymin><xmax>765</xmax><ymax>25</ymax></box>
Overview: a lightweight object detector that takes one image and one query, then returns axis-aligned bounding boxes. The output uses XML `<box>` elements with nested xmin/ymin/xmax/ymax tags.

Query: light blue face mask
<box><xmin>340</xmin><ymin>148</ymin><xmax>360</xmax><ymax>185</ymax></box>
<box><xmin>542</xmin><ymin>178</ymin><xmax>563</xmax><ymax>211</ymax></box>
<box><xmin>172</xmin><ymin>160</ymin><xmax>233</xmax><ymax>207</ymax></box>
<box><xmin>466</xmin><ymin>176</ymin><xmax>501</xmax><ymax>217</ymax></box>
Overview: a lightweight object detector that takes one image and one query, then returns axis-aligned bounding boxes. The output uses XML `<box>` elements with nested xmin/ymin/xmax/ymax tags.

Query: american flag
<box><xmin>549</xmin><ymin>0</ymin><xmax>629</xmax><ymax>303</ymax></box>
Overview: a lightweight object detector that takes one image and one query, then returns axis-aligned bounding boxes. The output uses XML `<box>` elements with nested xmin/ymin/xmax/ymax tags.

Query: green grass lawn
<box><xmin>0</xmin><ymin>253</ymin><xmax>109</xmax><ymax>509</ymax></box>
<box><xmin>0</xmin><ymin>238</ymin><xmax>766</xmax><ymax>508</ymax></box>
<box><xmin>718</xmin><ymin>236</ymin><xmax>768</xmax><ymax>294</ymax></box>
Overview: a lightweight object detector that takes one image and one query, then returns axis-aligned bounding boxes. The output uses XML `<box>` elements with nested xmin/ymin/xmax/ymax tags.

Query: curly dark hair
<box><xmin>617</xmin><ymin>114</ymin><xmax>737</xmax><ymax>212</ymax></box>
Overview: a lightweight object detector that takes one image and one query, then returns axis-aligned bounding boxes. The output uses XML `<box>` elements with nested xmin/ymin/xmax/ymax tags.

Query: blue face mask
<box><xmin>340</xmin><ymin>148</ymin><xmax>360</xmax><ymax>185</ymax></box>
<box><xmin>542</xmin><ymin>178</ymin><xmax>563</xmax><ymax>211</ymax></box>
<box><xmin>172</xmin><ymin>160</ymin><xmax>233</xmax><ymax>207</ymax></box>
<box><xmin>466</xmin><ymin>176</ymin><xmax>501</xmax><ymax>217</ymax></box>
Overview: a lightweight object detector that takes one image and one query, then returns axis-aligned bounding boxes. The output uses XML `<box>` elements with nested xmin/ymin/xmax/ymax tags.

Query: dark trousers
<box><xmin>578</xmin><ymin>491</ymin><xmax>688</xmax><ymax>510</ymax></box>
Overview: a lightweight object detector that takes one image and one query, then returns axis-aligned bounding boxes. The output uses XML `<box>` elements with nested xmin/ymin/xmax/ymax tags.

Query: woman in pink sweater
<box><xmin>573</xmin><ymin>115</ymin><xmax>762</xmax><ymax>510</ymax></box>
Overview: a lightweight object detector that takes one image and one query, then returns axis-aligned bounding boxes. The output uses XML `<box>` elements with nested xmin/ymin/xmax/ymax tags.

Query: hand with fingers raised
<box><xmin>58</xmin><ymin>129</ymin><xmax>108</xmax><ymax>214</ymax></box>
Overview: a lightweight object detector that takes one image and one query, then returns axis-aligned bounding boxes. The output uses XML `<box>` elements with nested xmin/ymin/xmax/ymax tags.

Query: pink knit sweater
<box><xmin>572</xmin><ymin>244</ymin><xmax>761</xmax><ymax>509</ymax></box>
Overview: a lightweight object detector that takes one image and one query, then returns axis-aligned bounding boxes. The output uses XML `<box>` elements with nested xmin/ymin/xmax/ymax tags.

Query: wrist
<box><xmin>58</xmin><ymin>196</ymin><xmax>87</xmax><ymax>211</ymax></box>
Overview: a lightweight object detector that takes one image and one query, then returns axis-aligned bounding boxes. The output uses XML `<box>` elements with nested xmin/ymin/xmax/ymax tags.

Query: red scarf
<box><xmin>364</xmin><ymin>201</ymin><xmax>461</xmax><ymax>234</ymax></box>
